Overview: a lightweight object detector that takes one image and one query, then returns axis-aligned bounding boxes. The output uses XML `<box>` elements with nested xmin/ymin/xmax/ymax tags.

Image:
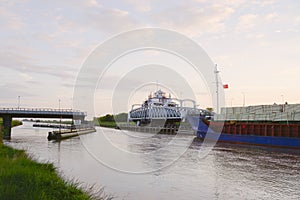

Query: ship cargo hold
<box><xmin>189</xmin><ymin>103</ymin><xmax>300</xmax><ymax>149</ymax></box>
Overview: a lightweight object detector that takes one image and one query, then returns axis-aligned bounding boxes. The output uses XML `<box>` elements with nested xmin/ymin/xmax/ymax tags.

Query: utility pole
<box><xmin>214</xmin><ymin>64</ymin><xmax>220</xmax><ymax>114</ymax></box>
<box><xmin>59</xmin><ymin>99</ymin><xmax>61</xmax><ymax>133</ymax></box>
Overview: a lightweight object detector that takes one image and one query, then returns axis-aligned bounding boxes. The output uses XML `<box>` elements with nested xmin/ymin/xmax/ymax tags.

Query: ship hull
<box><xmin>192</xmin><ymin>117</ymin><xmax>300</xmax><ymax>149</ymax></box>
<box><xmin>197</xmin><ymin>131</ymin><xmax>300</xmax><ymax>149</ymax></box>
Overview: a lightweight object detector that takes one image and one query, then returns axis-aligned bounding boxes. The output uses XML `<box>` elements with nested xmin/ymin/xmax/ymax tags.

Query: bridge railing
<box><xmin>0</xmin><ymin>108</ymin><xmax>86</xmax><ymax>116</ymax></box>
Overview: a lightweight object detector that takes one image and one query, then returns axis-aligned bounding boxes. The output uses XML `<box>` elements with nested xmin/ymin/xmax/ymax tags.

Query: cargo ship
<box><xmin>188</xmin><ymin>104</ymin><xmax>300</xmax><ymax>149</ymax></box>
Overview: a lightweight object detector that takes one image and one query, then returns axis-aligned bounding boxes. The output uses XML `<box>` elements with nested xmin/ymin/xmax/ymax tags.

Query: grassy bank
<box><xmin>0</xmin><ymin>121</ymin><xmax>111</xmax><ymax>200</ymax></box>
<box><xmin>12</xmin><ymin>119</ymin><xmax>23</xmax><ymax>127</ymax></box>
<box><xmin>94</xmin><ymin>113</ymin><xmax>128</xmax><ymax>128</ymax></box>
<box><xmin>97</xmin><ymin>121</ymin><xmax>117</xmax><ymax>128</ymax></box>
<box><xmin>0</xmin><ymin>145</ymin><xmax>94</xmax><ymax>200</ymax></box>
<box><xmin>0</xmin><ymin>120</ymin><xmax>2</xmax><ymax>144</ymax></box>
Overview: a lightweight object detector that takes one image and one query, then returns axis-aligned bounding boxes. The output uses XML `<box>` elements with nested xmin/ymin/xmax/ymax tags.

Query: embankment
<box><xmin>0</xmin><ymin>120</ymin><xmax>110</xmax><ymax>200</ymax></box>
<box><xmin>0</xmin><ymin>145</ymin><xmax>93</xmax><ymax>200</ymax></box>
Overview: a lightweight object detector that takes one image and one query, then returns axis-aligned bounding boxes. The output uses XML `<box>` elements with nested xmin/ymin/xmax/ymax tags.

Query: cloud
<box><xmin>125</xmin><ymin>0</ymin><xmax>152</xmax><ymax>12</ymax></box>
<box><xmin>43</xmin><ymin>1</ymin><xmax>140</xmax><ymax>35</ymax></box>
<box><xmin>150</xmin><ymin>3</ymin><xmax>234</xmax><ymax>36</ymax></box>
<box><xmin>236</xmin><ymin>14</ymin><xmax>258</xmax><ymax>31</ymax></box>
<box><xmin>0</xmin><ymin>6</ymin><xmax>25</xmax><ymax>30</ymax></box>
<box><xmin>0</xmin><ymin>83</ymin><xmax>35</xmax><ymax>100</ymax></box>
<box><xmin>80</xmin><ymin>7</ymin><xmax>139</xmax><ymax>34</ymax></box>
<box><xmin>0</xmin><ymin>49</ymin><xmax>76</xmax><ymax>80</ymax></box>
<box><xmin>85</xmin><ymin>0</ymin><xmax>102</xmax><ymax>8</ymax></box>
<box><xmin>296</xmin><ymin>16</ymin><xmax>300</xmax><ymax>24</ymax></box>
<box><xmin>252</xmin><ymin>0</ymin><xmax>276</xmax><ymax>7</ymax></box>
<box><xmin>265</xmin><ymin>13</ymin><xmax>278</xmax><ymax>21</ymax></box>
<box><xmin>222</xmin><ymin>0</ymin><xmax>246</xmax><ymax>7</ymax></box>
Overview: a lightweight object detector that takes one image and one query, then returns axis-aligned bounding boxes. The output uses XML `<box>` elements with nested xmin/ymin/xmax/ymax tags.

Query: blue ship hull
<box><xmin>188</xmin><ymin>116</ymin><xmax>300</xmax><ymax>149</ymax></box>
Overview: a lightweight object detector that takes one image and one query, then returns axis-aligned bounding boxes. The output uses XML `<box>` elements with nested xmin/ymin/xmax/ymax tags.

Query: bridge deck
<box><xmin>0</xmin><ymin>108</ymin><xmax>86</xmax><ymax>139</ymax></box>
<box><xmin>0</xmin><ymin>108</ymin><xmax>86</xmax><ymax>117</ymax></box>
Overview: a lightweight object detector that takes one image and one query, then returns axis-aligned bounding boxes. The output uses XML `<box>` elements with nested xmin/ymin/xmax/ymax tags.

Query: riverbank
<box><xmin>93</xmin><ymin>113</ymin><xmax>128</xmax><ymax>129</ymax></box>
<box><xmin>0</xmin><ymin>144</ymin><xmax>95</xmax><ymax>200</ymax></box>
<box><xmin>0</xmin><ymin>122</ymin><xmax>111</xmax><ymax>200</ymax></box>
<box><xmin>97</xmin><ymin>121</ymin><xmax>117</xmax><ymax>128</ymax></box>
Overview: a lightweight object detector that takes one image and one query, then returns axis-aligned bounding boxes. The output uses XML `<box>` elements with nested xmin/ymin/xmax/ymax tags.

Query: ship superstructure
<box><xmin>128</xmin><ymin>90</ymin><xmax>210</xmax><ymax>127</ymax></box>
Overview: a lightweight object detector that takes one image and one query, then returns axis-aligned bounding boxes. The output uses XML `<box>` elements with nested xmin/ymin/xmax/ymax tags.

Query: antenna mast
<box><xmin>214</xmin><ymin>64</ymin><xmax>220</xmax><ymax>114</ymax></box>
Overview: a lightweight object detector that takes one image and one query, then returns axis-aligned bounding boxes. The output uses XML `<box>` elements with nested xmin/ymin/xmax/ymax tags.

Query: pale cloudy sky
<box><xmin>1</xmin><ymin>0</ymin><xmax>300</xmax><ymax>115</ymax></box>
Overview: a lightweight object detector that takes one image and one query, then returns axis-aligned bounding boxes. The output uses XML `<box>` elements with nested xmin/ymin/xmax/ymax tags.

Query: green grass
<box><xmin>0</xmin><ymin>123</ymin><xmax>2</xmax><ymax>144</ymax></box>
<box><xmin>93</xmin><ymin>113</ymin><xmax>130</xmax><ymax>128</ymax></box>
<box><xmin>97</xmin><ymin>121</ymin><xmax>117</xmax><ymax>128</ymax></box>
<box><xmin>0</xmin><ymin>121</ymin><xmax>112</xmax><ymax>200</ymax></box>
<box><xmin>12</xmin><ymin>120</ymin><xmax>23</xmax><ymax>127</ymax></box>
<box><xmin>0</xmin><ymin>145</ymin><xmax>94</xmax><ymax>200</ymax></box>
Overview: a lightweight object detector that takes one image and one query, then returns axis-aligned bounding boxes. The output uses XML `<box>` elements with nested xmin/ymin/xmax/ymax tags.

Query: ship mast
<box><xmin>214</xmin><ymin>64</ymin><xmax>220</xmax><ymax>114</ymax></box>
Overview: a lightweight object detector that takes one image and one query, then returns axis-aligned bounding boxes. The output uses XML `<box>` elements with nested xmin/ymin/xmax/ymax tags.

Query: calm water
<box><xmin>5</xmin><ymin>122</ymin><xmax>300</xmax><ymax>200</ymax></box>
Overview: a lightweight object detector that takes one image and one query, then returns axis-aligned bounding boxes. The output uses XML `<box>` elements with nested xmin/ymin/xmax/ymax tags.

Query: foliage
<box><xmin>99</xmin><ymin>114</ymin><xmax>115</xmax><ymax>122</ymax></box>
<box><xmin>114</xmin><ymin>113</ymin><xmax>128</xmax><ymax>122</ymax></box>
<box><xmin>12</xmin><ymin>120</ymin><xmax>23</xmax><ymax>127</ymax></box>
<box><xmin>97</xmin><ymin>121</ymin><xmax>117</xmax><ymax>128</ymax></box>
<box><xmin>0</xmin><ymin>119</ymin><xmax>2</xmax><ymax>144</ymax></box>
<box><xmin>206</xmin><ymin>107</ymin><xmax>214</xmax><ymax>112</ymax></box>
<box><xmin>94</xmin><ymin>113</ymin><xmax>128</xmax><ymax>128</ymax></box>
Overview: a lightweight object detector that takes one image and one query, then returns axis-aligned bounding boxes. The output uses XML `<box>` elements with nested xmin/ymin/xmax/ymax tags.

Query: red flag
<box><xmin>223</xmin><ymin>84</ymin><xmax>229</xmax><ymax>89</ymax></box>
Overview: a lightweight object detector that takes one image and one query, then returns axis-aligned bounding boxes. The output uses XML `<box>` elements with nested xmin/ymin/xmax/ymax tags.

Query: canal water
<box><xmin>5</xmin><ymin>122</ymin><xmax>300</xmax><ymax>200</ymax></box>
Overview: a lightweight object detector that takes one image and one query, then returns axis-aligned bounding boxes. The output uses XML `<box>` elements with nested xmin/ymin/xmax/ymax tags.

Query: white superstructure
<box><xmin>128</xmin><ymin>90</ymin><xmax>210</xmax><ymax>126</ymax></box>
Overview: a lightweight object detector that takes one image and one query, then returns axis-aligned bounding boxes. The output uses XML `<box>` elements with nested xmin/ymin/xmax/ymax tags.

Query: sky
<box><xmin>1</xmin><ymin>0</ymin><xmax>300</xmax><ymax>116</ymax></box>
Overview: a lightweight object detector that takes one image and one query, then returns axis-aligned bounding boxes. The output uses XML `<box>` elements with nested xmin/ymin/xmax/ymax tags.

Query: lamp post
<box><xmin>18</xmin><ymin>96</ymin><xmax>20</xmax><ymax>109</ymax></box>
<box><xmin>59</xmin><ymin>99</ymin><xmax>61</xmax><ymax>133</ymax></box>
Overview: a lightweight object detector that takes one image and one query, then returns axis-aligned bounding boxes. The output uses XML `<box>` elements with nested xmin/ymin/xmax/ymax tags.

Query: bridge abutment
<box><xmin>73</xmin><ymin>116</ymin><xmax>85</xmax><ymax>124</ymax></box>
<box><xmin>0</xmin><ymin>108</ymin><xmax>86</xmax><ymax>139</ymax></box>
<box><xmin>2</xmin><ymin>115</ymin><xmax>12</xmax><ymax>140</ymax></box>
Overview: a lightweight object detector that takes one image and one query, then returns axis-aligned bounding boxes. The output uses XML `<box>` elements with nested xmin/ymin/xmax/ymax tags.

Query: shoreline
<box><xmin>0</xmin><ymin>144</ymin><xmax>94</xmax><ymax>200</ymax></box>
<box><xmin>0</xmin><ymin>122</ymin><xmax>110</xmax><ymax>200</ymax></box>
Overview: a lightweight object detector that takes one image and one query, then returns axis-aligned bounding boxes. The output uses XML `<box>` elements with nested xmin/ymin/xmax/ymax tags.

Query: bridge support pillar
<box><xmin>3</xmin><ymin>115</ymin><xmax>12</xmax><ymax>140</ymax></box>
<box><xmin>73</xmin><ymin>116</ymin><xmax>85</xmax><ymax>124</ymax></box>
